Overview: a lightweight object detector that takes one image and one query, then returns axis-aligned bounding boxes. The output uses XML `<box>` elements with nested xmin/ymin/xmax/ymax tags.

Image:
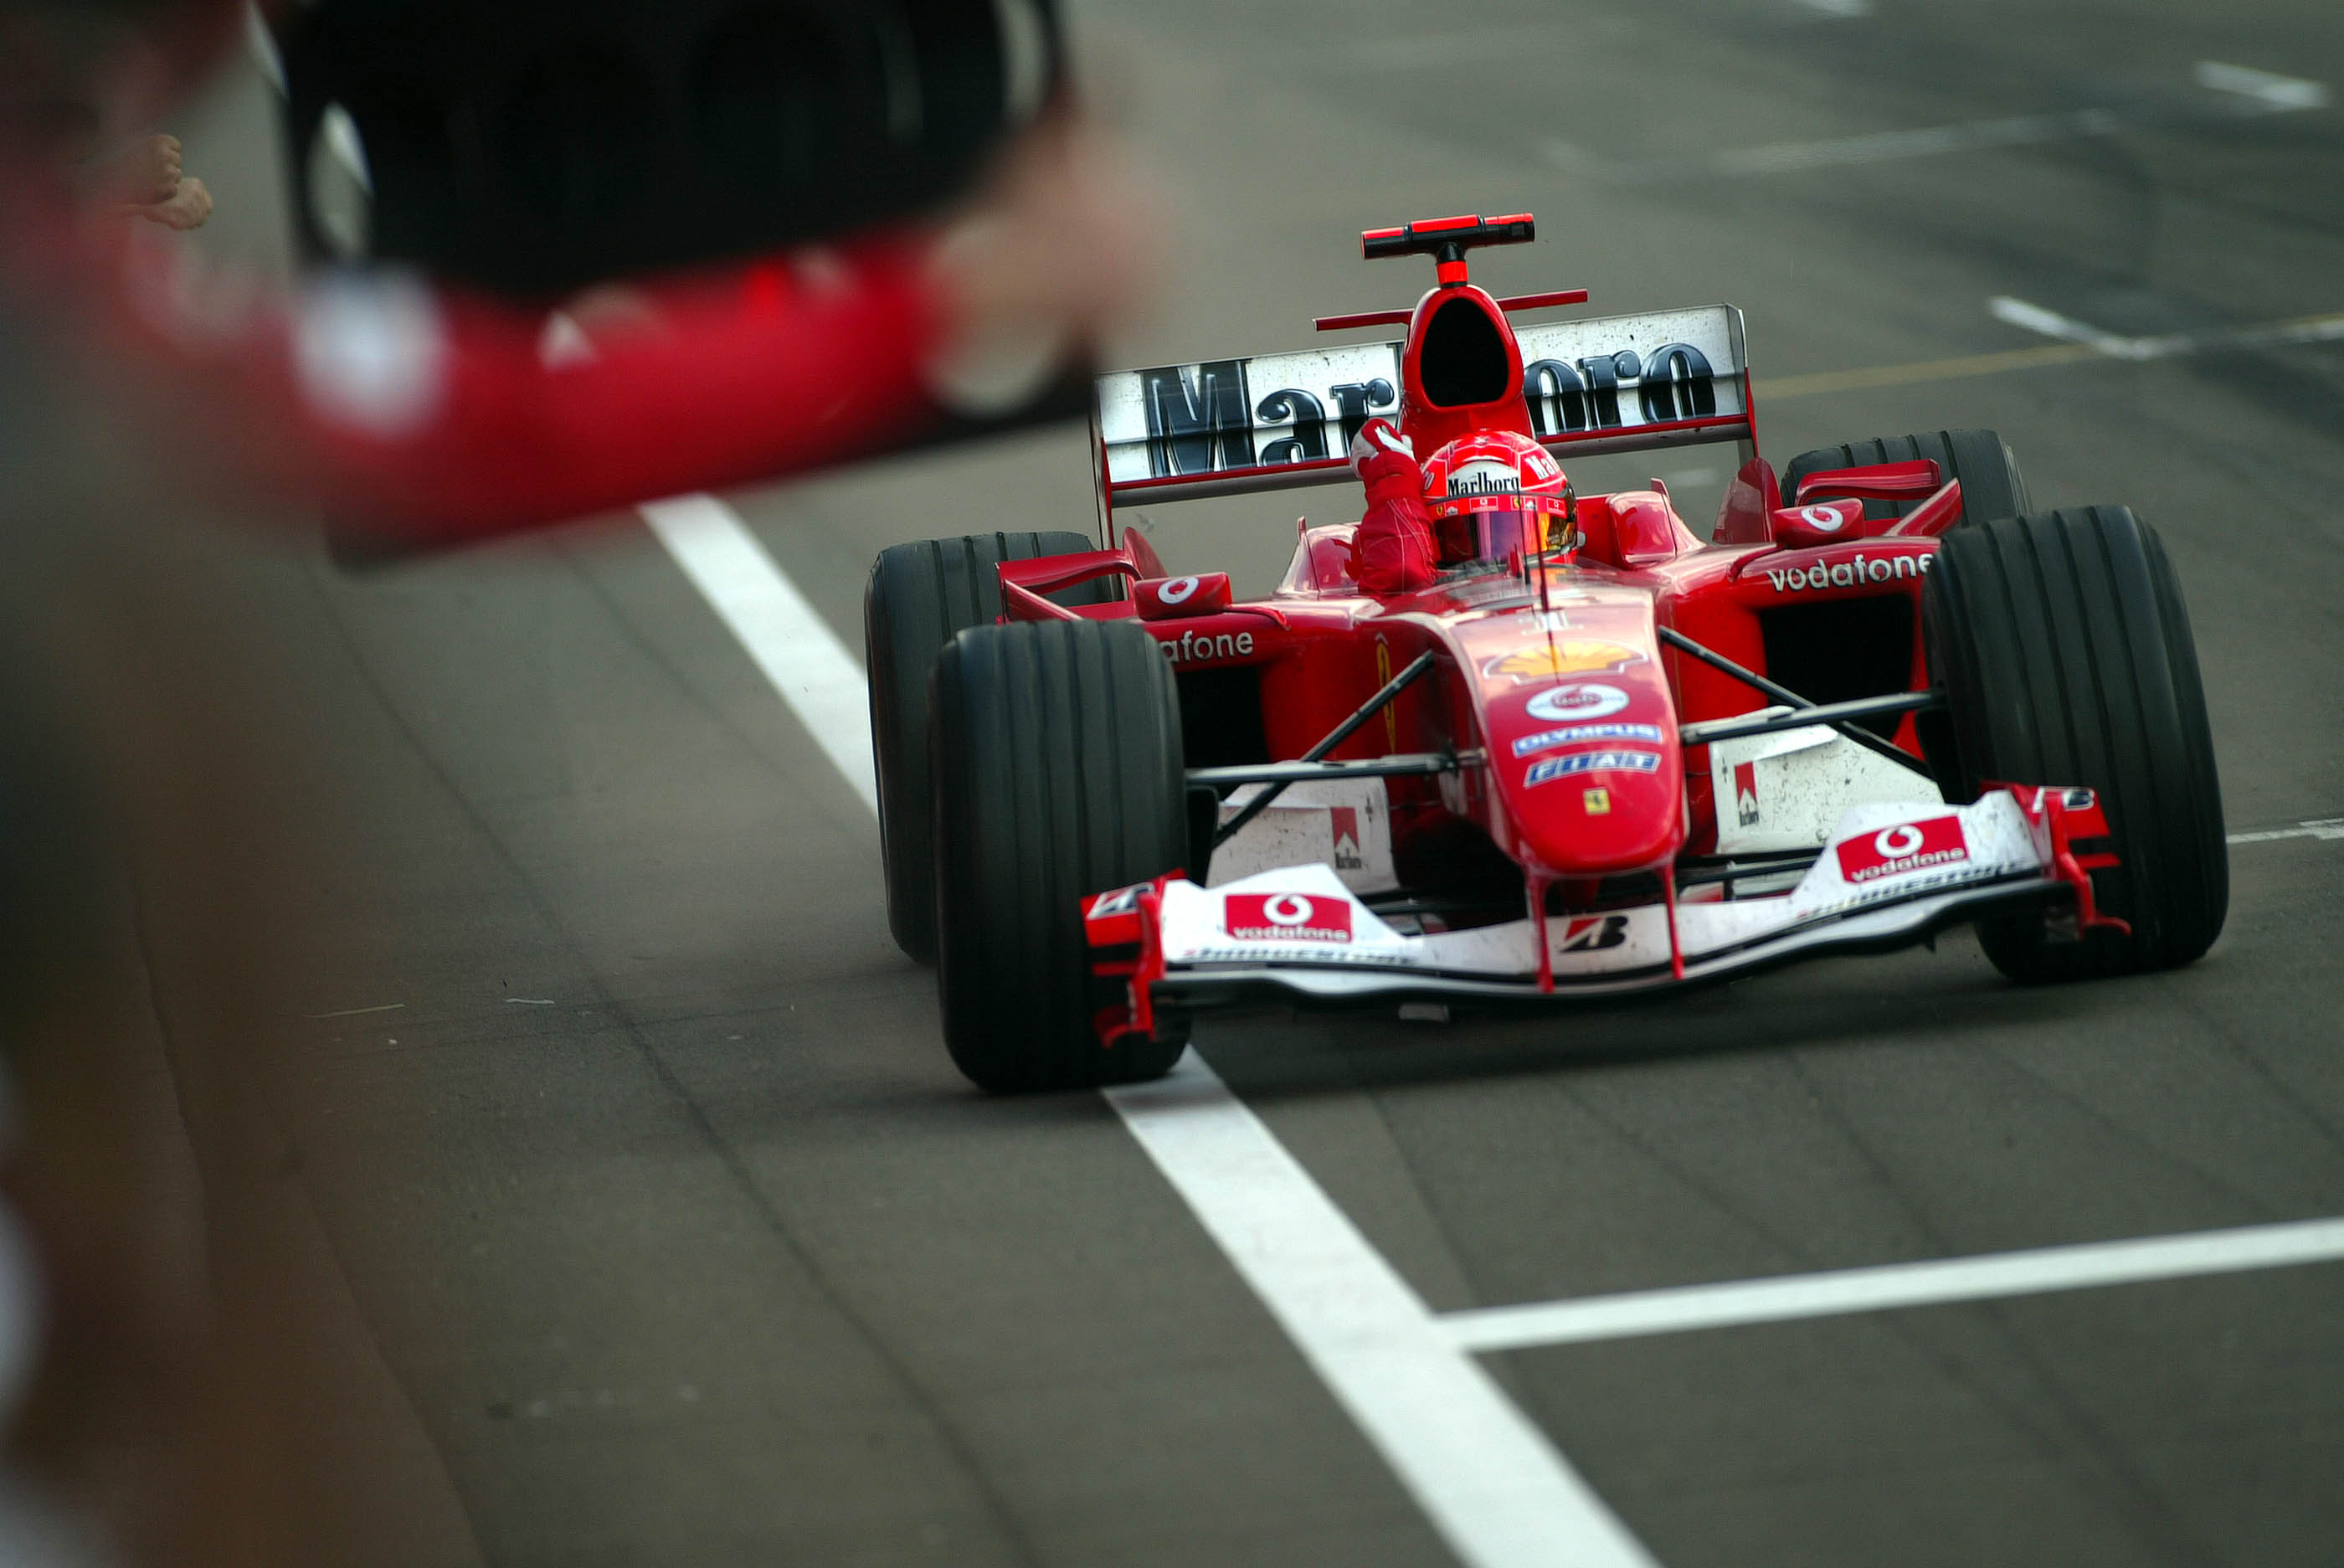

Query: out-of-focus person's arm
<box><xmin>97</xmin><ymin>135</ymin><xmax>211</xmax><ymax>229</ymax></box>
<box><xmin>6</xmin><ymin>113</ymin><xmax>1149</xmax><ymax>542</ymax></box>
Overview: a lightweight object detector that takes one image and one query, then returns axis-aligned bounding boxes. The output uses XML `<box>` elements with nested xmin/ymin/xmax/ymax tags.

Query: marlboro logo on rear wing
<box><xmin>1092</xmin><ymin>304</ymin><xmax>1750</xmax><ymax>515</ymax></box>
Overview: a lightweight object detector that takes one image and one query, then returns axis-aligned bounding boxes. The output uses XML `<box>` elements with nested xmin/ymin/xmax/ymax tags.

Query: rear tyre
<box><xmin>866</xmin><ymin>531</ymin><xmax>1115</xmax><ymax>963</ymax></box>
<box><xmin>1924</xmin><ymin>506</ymin><xmax>2227</xmax><ymax>980</ymax></box>
<box><xmin>931</xmin><ymin>619</ymin><xmax>1192</xmax><ymax>1092</ymax></box>
<box><xmin>1779</xmin><ymin>428</ymin><xmax>2030</xmax><ymax>528</ymax></box>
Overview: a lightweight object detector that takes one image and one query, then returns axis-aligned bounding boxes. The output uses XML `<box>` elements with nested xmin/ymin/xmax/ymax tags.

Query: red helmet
<box><xmin>1420</xmin><ymin>429</ymin><xmax>1574</xmax><ymax>566</ymax></box>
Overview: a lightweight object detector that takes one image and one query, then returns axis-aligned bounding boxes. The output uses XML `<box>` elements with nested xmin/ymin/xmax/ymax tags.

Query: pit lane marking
<box><xmin>641</xmin><ymin>495</ymin><xmax>878</xmax><ymax>813</ymax></box>
<box><xmin>1108</xmin><ymin>1062</ymin><xmax>1653</xmax><ymax>1568</ymax></box>
<box><xmin>1438</xmin><ymin>1216</ymin><xmax>2344</xmax><ymax>1354</ymax></box>
<box><xmin>648</xmin><ymin>494</ymin><xmax>1657</xmax><ymax>1568</ymax></box>
<box><xmin>1989</xmin><ymin>296</ymin><xmax>2344</xmax><ymax>362</ymax></box>
<box><xmin>1590</xmin><ymin>64</ymin><xmax>2325</xmax><ymax>187</ymax></box>
<box><xmin>2228</xmin><ymin>818</ymin><xmax>2344</xmax><ymax>846</ymax></box>
<box><xmin>1755</xmin><ymin>306</ymin><xmax>2344</xmax><ymax>400</ymax></box>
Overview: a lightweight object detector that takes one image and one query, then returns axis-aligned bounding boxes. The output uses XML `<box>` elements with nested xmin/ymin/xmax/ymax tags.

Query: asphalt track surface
<box><xmin>171</xmin><ymin>2</ymin><xmax>2344</xmax><ymax>1564</ymax></box>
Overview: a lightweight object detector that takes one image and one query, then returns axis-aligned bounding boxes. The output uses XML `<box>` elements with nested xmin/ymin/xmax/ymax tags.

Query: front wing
<box><xmin>1083</xmin><ymin>788</ymin><xmax>2122</xmax><ymax>1036</ymax></box>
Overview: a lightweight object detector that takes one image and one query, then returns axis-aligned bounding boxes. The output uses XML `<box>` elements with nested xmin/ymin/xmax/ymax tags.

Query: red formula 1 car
<box><xmin>865</xmin><ymin>213</ymin><xmax>2228</xmax><ymax>1093</ymax></box>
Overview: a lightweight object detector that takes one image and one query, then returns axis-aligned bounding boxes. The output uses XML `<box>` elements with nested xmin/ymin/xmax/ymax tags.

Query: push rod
<box><xmin>1211</xmin><ymin>651</ymin><xmax>1438</xmax><ymax>848</ymax></box>
<box><xmin>1656</xmin><ymin>627</ymin><xmax>1934</xmax><ymax>778</ymax></box>
<box><xmin>1678</xmin><ymin>691</ymin><xmax>1943</xmax><ymax>749</ymax></box>
<box><xmin>1188</xmin><ymin>752</ymin><xmax>1468</xmax><ymax>789</ymax></box>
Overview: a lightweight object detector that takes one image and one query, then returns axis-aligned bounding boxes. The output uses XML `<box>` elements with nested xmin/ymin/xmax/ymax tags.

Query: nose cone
<box><xmin>1458</xmin><ymin>609</ymin><xmax>1685</xmax><ymax>877</ymax></box>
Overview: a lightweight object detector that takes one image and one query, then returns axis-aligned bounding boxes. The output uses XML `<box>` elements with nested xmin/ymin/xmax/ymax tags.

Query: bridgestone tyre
<box><xmin>1924</xmin><ymin>506</ymin><xmax>2228</xmax><ymax>981</ymax></box>
<box><xmin>931</xmin><ymin>620</ymin><xmax>1192</xmax><ymax>1092</ymax></box>
<box><xmin>866</xmin><ymin>532</ymin><xmax>1115</xmax><ymax>963</ymax></box>
<box><xmin>1780</xmin><ymin>428</ymin><xmax>2030</xmax><ymax>528</ymax></box>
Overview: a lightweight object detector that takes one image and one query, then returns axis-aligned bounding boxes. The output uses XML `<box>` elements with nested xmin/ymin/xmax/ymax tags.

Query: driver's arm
<box><xmin>1346</xmin><ymin>419</ymin><xmax>1437</xmax><ymax>594</ymax></box>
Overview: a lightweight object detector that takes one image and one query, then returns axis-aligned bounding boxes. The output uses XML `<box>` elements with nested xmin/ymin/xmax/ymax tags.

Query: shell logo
<box><xmin>1482</xmin><ymin>640</ymin><xmax>1647</xmax><ymax>681</ymax></box>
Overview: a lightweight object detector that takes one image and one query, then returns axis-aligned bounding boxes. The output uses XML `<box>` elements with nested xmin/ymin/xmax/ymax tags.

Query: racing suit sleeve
<box><xmin>4</xmin><ymin>177</ymin><xmax>951</xmax><ymax>542</ymax></box>
<box><xmin>118</xmin><ymin>237</ymin><xmax>949</xmax><ymax>542</ymax></box>
<box><xmin>1345</xmin><ymin>419</ymin><xmax>1437</xmax><ymax>595</ymax></box>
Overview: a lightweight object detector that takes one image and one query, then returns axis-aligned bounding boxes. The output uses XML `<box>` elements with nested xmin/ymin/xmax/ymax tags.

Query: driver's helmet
<box><xmin>1420</xmin><ymin>429</ymin><xmax>1575</xmax><ymax>566</ymax></box>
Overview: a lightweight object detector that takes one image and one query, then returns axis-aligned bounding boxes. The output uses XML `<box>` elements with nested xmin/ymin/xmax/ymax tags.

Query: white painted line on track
<box><xmin>1594</xmin><ymin>65</ymin><xmax>2326</xmax><ymax>186</ymax></box>
<box><xmin>646</xmin><ymin>494</ymin><xmax>1657</xmax><ymax>1568</ymax></box>
<box><xmin>1605</xmin><ymin>109</ymin><xmax>2124</xmax><ymax>183</ymax></box>
<box><xmin>641</xmin><ymin>495</ymin><xmax>878</xmax><ymax>814</ymax></box>
<box><xmin>1988</xmin><ymin>296</ymin><xmax>2168</xmax><ymax>360</ymax></box>
<box><xmin>1992</xmin><ymin>296</ymin><xmax>2344</xmax><ymax>362</ymax></box>
<box><xmin>1108</xmin><ymin>1060</ymin><xmax>1657</xmax><ymax>1568</ymax></box>
<box><xmin>2229</xmin><ymin>818</ymin><xmax>2344</xmax><ymax>846</ymax></box>
<box><xmin>2196</xmin><ymin>61</ymin><xmax>2330</xmax><ymax>112</ymax></box>
<box><xmin>1441</xmin><ymin>1216</ymin><xmax>2344</xmax><ymax>1355</ymax></box>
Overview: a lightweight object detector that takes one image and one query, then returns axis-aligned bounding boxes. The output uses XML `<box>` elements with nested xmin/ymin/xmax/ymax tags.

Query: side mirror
<box><xmin>278</xmin><ymin>0</ymin><xmax>1061</xmax><ymax>296</ymax></box>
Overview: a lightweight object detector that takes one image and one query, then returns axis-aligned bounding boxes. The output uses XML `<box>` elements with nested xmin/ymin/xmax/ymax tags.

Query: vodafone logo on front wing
<box><xmin>1224</xmin><ymin>893</ymin><xmax>1354</xmax><ymax>944</ymax></box>
<box><xmin>1835</xmin><ymin>816</ymin><xmax>1970</xmax><ymax>884</ymax></box>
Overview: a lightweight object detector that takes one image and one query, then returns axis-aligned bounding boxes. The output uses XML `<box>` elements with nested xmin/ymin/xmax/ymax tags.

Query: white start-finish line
<box><xmin>649</xmin><ymin>491</ymin><xmax>2344</xmax><ymax>1568</ymax></box>
<box><xmin>645</xmin><ymin>493</ymin><xmax>1657</xmax><ymax>1567</ymax></box>
<box><xmin>1442</xmin><ymin>1216</ymin><xmax>2344</xmax><ymax>1354</ymax></box>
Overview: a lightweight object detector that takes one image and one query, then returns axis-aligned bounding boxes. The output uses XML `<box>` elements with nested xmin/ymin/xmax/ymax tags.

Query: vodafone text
<box><xmin>1834</xmin><ymin>817</ymin><xmax>1970</xmax><ymax>884</ymax></box>
<box><xmin>1158</xmin><ymin>628</ymin><xmax>1257</xmax><ymax>665</ymax></box>
<box><xmin>1765</xmin><ymin>551</ymin><xmax>1934</xmax><ymax>595</ymax></box>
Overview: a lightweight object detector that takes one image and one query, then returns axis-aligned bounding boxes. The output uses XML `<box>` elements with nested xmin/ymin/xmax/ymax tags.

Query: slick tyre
<box><xmin>931</xmin><ymin>619</ymin><xmax>1191</xmax><ymax>1093</ymax></box>
<box><xmin>1925</xmin><ymin>506</ymin><xmax>2228</xmax><ymax>981</ymax></box>
<box><xmin>1780</xmin><ymin>428</ymin><xmax>2029</xmax><ymax>527</ymax></box>
<box><xmin>866</xmin><ymin>532</ymin><xmax>1116</xmax><ymax>963</ymax></box>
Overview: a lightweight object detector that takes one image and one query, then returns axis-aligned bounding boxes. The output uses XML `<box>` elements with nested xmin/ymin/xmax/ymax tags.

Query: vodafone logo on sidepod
<box><xmin>1158</xmin><ymin>575</ymin><xmax>1200</xmax><ymax>604</ymax></box>
<box><xmin>1225</xmin><ymin>893</ymin><xmax>1354</xmax><ymax>944</ymax></box>
<box><xmin>1834</xmin><ymin>816</ymin><xmax>1970</xmax><ymax>884</ymax></box>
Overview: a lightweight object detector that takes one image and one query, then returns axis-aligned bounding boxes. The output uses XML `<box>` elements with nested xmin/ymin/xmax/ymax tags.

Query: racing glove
<box><xmin>1346</xmin><ymin>419</ymin><xmax>1437</xmax><ymax>594</ymax></box>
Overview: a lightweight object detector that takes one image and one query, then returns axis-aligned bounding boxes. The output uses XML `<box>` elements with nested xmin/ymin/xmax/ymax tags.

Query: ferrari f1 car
<box><xmin>866</xmin><ymin>212</ymin><xmax>2228</xmax><ymax>1092</ymax></box>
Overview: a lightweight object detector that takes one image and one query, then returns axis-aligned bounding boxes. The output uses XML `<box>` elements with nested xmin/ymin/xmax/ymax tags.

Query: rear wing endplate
<box><xmin>1092</xmin><ymin>305</ymin><xmax>1751</xmax><ymax>524</ymax></box>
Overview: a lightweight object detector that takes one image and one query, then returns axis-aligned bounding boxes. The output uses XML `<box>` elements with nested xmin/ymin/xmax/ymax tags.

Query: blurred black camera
<box><xmin>278</xmin><ymin>0</ymin><xmax>1061</xmax><ymax>296</ymax></box>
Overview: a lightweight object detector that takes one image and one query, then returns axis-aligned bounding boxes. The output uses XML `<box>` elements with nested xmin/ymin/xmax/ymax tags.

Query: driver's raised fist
<box><xmin>1348</xmin><ymin>418</ymin><xmax>1436</xmax><ymax>595</ymax></box>
<box><xmin>1349</xmin><ymin>417</ymin><xmax>1416</xmax><ymax>478</ymax></box>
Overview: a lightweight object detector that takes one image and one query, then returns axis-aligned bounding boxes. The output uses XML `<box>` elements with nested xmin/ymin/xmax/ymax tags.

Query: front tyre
<box><xmin>930</xmin><ymin>619</ymin><xmax>1191</xmax><ymax>1092</ymax></box>
<box><xmin>1780</xmin><ymin>428</ymin><xmax>2030</xmax><ymax>527</ymax></box>
<box><xmin>866</xmin><ymin>531</ymin><xmax>1113</xmax><ymax>963</ymax></box>
<box><xmin>1924</xmin><ymin>506</ymin><xmax>2227</xmax><ymax>980</ymax></box>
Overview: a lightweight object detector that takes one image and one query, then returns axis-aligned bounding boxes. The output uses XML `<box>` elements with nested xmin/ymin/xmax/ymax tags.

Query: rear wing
<box><xmin>1092</xmin><ymin>304</ymin><xmax>1752</xmax><ymax>522</ymax></box>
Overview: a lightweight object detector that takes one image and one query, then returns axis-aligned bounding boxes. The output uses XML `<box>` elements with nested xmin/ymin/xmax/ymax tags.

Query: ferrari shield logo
<box><xmin>1481</xmin><ymin>640</ymin><xmax>1646</xmax><ymax>682</ymax></box>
